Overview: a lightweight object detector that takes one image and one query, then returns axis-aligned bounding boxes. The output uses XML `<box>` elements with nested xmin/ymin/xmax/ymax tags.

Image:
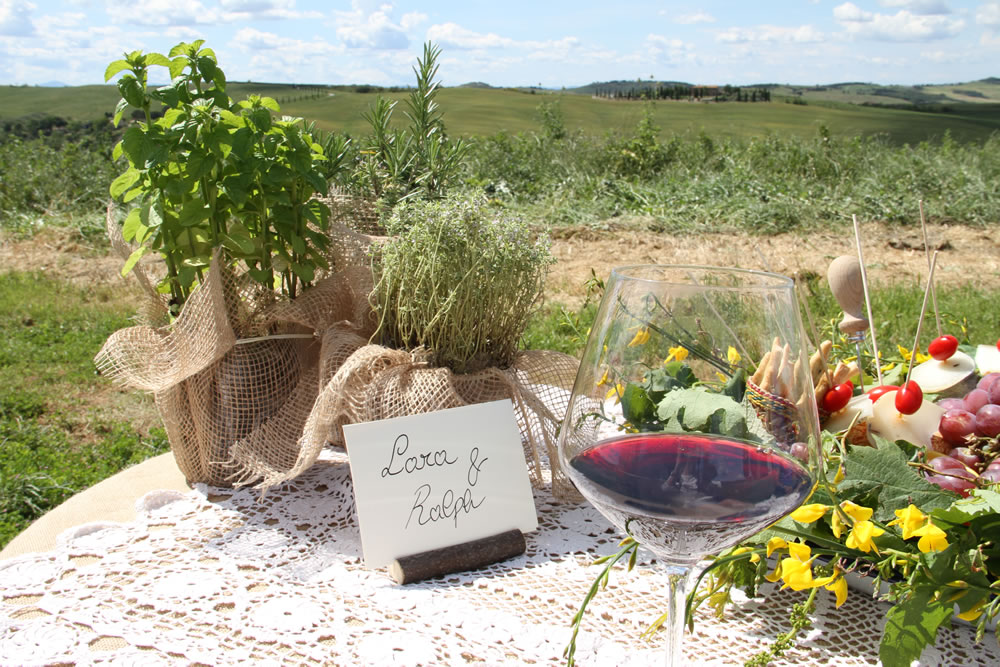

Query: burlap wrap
<box><xmin>298</xmin><ymin>344</ymin><xmax>580</xmax><ymax>497</ymax></box>
<box><xmin>95</xmin><ymin>201</ymin><xmax>378</xmax><ymax>488</ymax></box>
<box><xmin>96</xmin><ymin>197</ymin><xmax>580</xmax><ymax>496</ymax></box>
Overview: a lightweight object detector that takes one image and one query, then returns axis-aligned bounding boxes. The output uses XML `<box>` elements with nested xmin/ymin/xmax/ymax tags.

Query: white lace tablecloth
<box><xmin>2</xmin><ymin>450</ymin><xmax>997</xmax><ymax>666</ymax></box>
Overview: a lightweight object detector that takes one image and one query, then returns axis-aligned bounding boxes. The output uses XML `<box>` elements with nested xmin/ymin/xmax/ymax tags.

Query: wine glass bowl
<box><xmin>558</xmin><ymin>265</ymin><xmax>822</xmax><ymax>664</ymax></box>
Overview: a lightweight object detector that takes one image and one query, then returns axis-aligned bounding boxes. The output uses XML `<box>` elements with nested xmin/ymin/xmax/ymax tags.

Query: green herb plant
<box><xmin>106</xmin><ymin>40</ymin><xmax>336</xmax><ymax>315</ymax></box>
<box><xmin>354</xmin><ymin>42</ymin><xmax>468</xmax><ymax>209</ymax></box>
<box><xmin>372</xmin><ymin>195</ymin><xmax>552</xmax><ymax>374</ymax></box>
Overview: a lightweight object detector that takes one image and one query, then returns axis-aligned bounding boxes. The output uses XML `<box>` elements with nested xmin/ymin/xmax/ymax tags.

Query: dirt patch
<box><xmin>546</xmin><ymin>220</ymin><xmax>999</xmax><ymax>307</ymax></box>
<box><xmin>3</xmin><ymin>220</ymin><xmax>997</xmax><ymax>309</ymax></box>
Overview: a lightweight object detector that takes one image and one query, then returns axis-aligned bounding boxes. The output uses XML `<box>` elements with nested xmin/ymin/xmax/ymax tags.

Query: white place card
<box><xmin>343</xmin><ymin>399</ymin><xmax>539</xmax><ymax>569</ymax></box>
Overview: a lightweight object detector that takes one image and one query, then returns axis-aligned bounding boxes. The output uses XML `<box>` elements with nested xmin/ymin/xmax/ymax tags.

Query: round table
<box><xmin>1</xmin><ymin>450</ymin><xmax>996</xmax><ymax>666</ymax></box>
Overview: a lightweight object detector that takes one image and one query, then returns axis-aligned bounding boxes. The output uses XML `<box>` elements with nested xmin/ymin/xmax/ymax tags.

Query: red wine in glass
<box><xmin>569</xmin><ymin>432</ymin><xmax>813</xmax><ymax>564</ymax></box>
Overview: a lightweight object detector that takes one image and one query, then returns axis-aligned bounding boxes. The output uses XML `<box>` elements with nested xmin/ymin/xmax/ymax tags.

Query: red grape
<box><xmin>937</xmin><ymin>398</ymin><xmax>966</xmax><ymax>411</ymax></box>
<box><xmin>895</xmin><ymin>381</ymin><xmax>923</xmax><ymax>415</ymax></box>
<box><xmin>987</xmin><ymin>460</ymin><xmax>1000</xmax><ymax>473</ymax></box>
<box><xmin>939</xmin><ymin>409</ymin><xmax>977</xmax><ymax>447</ymax></box>
<box><xmin>977</xmin><ymin>372</ymin><xmax>1000</xmax><ymax>393</ymax></box>
<box><xmin>822</xmin><ymin>381</ymin><xmax>854</xmax><ymax>413</ymax></box>
<box><xmin>929</xmin><ymin>455</ymin><xmax>972</xmax><ymax>476</ymax></box>
<box><xmin>926</xmin><ymin>473</ymin><xmax>977</xmax><ymax>496</ymax></box>
<box><xmin>790</xmin><ymin>442</ymin><xmax>809</xmax><ymax>463</ymax></box>
<box><xmin>981</xmin><ymin>468</ymin><xmax>1000</xmax><ymax>484</ymax></box>
<box><xmin>965</xmin><ymin>389</ymin><xmax>991</xmax><ymax>414</ymax></box>
<box><xmin>927</xmin><ymin>335</ymin><xmax>959</xmax><ymax>361</ymax></box>
<box><xmin>975</xmin><ymin>404</ymin><xmax>1000</xmax><ymax>438</ymax></box>
<box><xmin>951</xmin><ymin>447</ymin><xmax>981</xmax><ymax>468</ymax></box>
<box><xmin>989</xmin><ymin>381</ymin><xmax>1000</xmax><ymax>406</ymax></box>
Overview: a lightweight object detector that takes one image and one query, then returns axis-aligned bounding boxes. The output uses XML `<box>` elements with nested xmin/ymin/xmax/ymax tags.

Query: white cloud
<box><xmin>878</xmin><ymin>0</ymin><xmax>952</xmax><ymax>15</ymax></box>
<box><xmin>426</xmin><ymin>22</ymin><xmax>581</xmax><ymax>56</ymax></box>
<box><xmin>110</xmin><ymin>0</ymin><xmax>219</xmax><ymax>27</ymax></box>
<box><xmin>333</xmin><ymin>2</ymin><xmax>413</xmax><ymax>49</ymax></box>
<box><xmin>977</xmin><ymin>2</ymin><xmax>1000</xmax><ymax>26</ymax></box>
<box><xmin>716</xmin><ymin>24</ymin><xmax>825</xmax><ymax>44</ymax></box>
<box><xmin>0</xmin><ymin>0</ymin><xmax>36</xmax><ymax>36</ymax></box>
<box><xmin>833</xmin><ymin>2</ymin><xmax>965</xmax><ymax>40</ymax></box>
<box><xmin>673</xmin><ymin>11</ymin><xmax>715</xmax><ymax>25</ymax></box>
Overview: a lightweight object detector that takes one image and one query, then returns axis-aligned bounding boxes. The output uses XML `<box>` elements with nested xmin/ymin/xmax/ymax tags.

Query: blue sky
<box><xmin>2</xmin><ymin>1</ymin><xmax>999</xmax><ymax>87</ymax></box>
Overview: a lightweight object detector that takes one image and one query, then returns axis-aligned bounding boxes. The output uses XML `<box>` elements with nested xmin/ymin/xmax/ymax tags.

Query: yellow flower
<box><xmin>833</xmin><ymin>500</ymin><xmax>872</xmax><ymax>538</ymax></box>
<box><xmin>597</xmin><ymin>368</ymin><xmax>611</xmax><ymax>387</ymax></box>
<box><xmin>845</xmin><ymin>520</ymin><xmax>885</xmax><ymax>554</ymax></box>
<box><xmin>605</xmin><ymin>383</ymin><xmax>625</xmax><ymax>403</ymax></box>
<box><xmin>956</xmin><ymin>599</ymin><xmax>987</xmax><ymax>622</ymax></box>
<box><xmin>887</xmin><ymin>504</ymin><xmax>926</xmax><ymax>540</ymax></box>
<box><xmin>664</xmin><ymin>345</ymin><xmax>688</xmax><ymax>363</ymax></box>
<box><xmin>897</xmin><ymin>344</ymin><xmax>931</xmax><ymax>364</ymax></box>
<box><xmin>913</xmin><ymin>521</ymin><xmax>949</xmax><ymax>553</ymax></box>
<box><xmin>727</xmin><ymin>346</ymin><xmax>741</xmax><ymax>365</ymax></box>
<box><xmin>766</xmin><ymin>536</ymin><xmax>788</xmax><ymax>558</ymax></box>
<box><xmin>770</xmin><ymin>542</ymin><xmax>819</xmax><ymax>591</ymax></box>
<box><xmin>628</xmin><ymin>327</ymin><xmax>651</xmax><ymax>347</ymax></box>
<box><xmin>813</xmin><ymin>570</ymin><xmax>848</xmax><ymax>608</ymax></box>
<box><xmin>731</xmin><ymin>546</ymin><xmax>761</xmax><ymax>564</ymax></box>
<box><xmin>790</xmin><ymin>503</ymin><xmax>829</xmax><ymax>524</ymax></box>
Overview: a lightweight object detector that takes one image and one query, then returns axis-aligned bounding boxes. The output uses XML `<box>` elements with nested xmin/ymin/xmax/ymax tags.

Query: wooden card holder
<box><xmin>389</xmin><ymin>529</ymin><xmax>526</xmax><ymax>585</ymax></box>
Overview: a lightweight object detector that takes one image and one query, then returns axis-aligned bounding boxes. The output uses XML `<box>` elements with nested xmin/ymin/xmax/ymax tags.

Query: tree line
<box><xmin>594</xmin><ymin>84</ymin><xmax>771</xmax><ymax>103</ymax></box>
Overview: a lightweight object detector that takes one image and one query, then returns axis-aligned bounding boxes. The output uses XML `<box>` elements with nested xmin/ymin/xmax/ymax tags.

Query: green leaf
<box><xmin>120</xmin><ymin>245</ymin><xmax>148</xmax><ymax>277</ymax></box>
<box><xmin>121</xmin><ymin>207</ymin><xmax>144</xmax><ymax>241</ymax></box>
<box><xmin>621</xmin><ymin>384</ymin><xmax>655</xmax><ymax>426</ymax></box>
<box><xmin>196</xmin><ymin>55</ymin><xmax>217</xmax><ymax>83</ymax></box>
<box><xmin>145</xmin><ymin>52</ymin><xmax>171</xmax><ymax>69</ymax></box>
<box><xmin>260</xmin><ymin>96</ymin><xmax>280</xmax><ymax>112</ymax></box>
<box><xmin>110</xmin><ymin>169</ymin><xmax>141</xmax><ymax>200</ymax></box>
<box><xmin>291</xmin><ymin>262</ymin><xmax>315</xmax><ymax>283</ymax></box>
<box><xmin>879</xmin><ymin>587</ymin><xmax>953</xmax><ymax>667</ymax></box>
<box><xmin>113</xmin><ymin>98</ymin><xmax>129</xmax><ymax>127</ymax></box>
<box><xmin>104</xmin><ymin>59</ymin><xmax>131</xmax><ymax>82</ymax></box>
<box><xmin>656</xmin><ymin>388</ymin><xmax>751</xmax><ymax>440</ymax></box>
<box><xmin>932</xmin><ymin>488</ymin><xmax>1000</xmax><ymax>526</ymax></box>
<box><xmin>178</xmin><ymin>200</ymin><xmax>209</xmax><ymax>227</ymax></box>
<box><xmin>838</xmin><ymin>434</ymin><xmax>956</xmax><ymax>522</ymax></box>
<box><xmin>222</xmin><ymin>233</ymin><xmax>256</xmax><ymax>256</ymax></box>
<box><xmin>118</xmin><ymin>75</ymin><xmax>145</xmax><ymax>108</ymax></box>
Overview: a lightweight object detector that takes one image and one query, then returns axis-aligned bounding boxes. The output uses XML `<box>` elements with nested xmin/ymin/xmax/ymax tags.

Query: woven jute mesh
<box><xmin>294</xmin><ymin>344</ymin><xmax>581</xmax><ymax>497</ymax></box>
<box><xmin>96</xmin><ymin>203</ymin><xmax>378</xmax><ymax>487</ymax></box>
<box><xmin>97</xmin><ymin>198</ymin><xmax>580</xmax><ymax>496</ymax></box>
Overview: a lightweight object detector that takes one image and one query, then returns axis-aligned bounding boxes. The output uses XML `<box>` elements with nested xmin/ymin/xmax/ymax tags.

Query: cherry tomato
<box><xmin>927</xmin><ymin>335</ymin><xmax>959</xmax><ymax>361</ymax></box>
<box><xmin>822</xmin><ymin>381</ymin><xmax>854</xmax><ymax>413</ymax></box>
<box><xmin>996</xmin><ymin>337</ymin><xmax>1000</xmax><ymax>352</ymax></box>
<box><xmin>895</xmin><ymin>380</ymin><xmax>924</xmax><ymax>415</ymax></box>
<box><xmin>868</xmin><ymin>385</ymin><xmax>899</xmax><ymax>403</ymax></box>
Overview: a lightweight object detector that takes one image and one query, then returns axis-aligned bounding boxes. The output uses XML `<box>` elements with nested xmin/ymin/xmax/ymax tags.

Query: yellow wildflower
<box><xmin>790</xmin><ymin>503</ymin><xmax>829</xmax><ymax>524</ymax></box>
<box><xmin>597</xmin><ymin>368</ymin><xmax>611</xmax><ymax>387</ymax></box>
<box><xmin>887</xmin><ymin>504</ymin><xmax>926</xmax><ymax>540</ymax></box>
<box><xmin>813</xmin><ymin>569</ymin><xmax>848</xmax><ymax>608</ymax></box>
<box><xmin>833</xmin><ymin>501</ymin><xmax>872</xmax><ymax>538</ymax></box>
<box><xmin>770</xmin><ymin>542</ymin><xmax>819</xmax><ymax>591</ymax></box>
<box><xmin>897</xmin><ymin>344</ymin><xmax>932</xmax><ymax>364</ymax></box>
<box><xmin>605</xmin><ymin>383</ymin><xmax>625</xmax><ymax>403</ymax></box>
<box><xmin>956</xmin><ymin>599</ymin><xmax>987</xmax><ymax>622</ymax></box>
<box><xmin>731</xmin><ymin>546</ymin><xmax>761</xmax><ymax>564</ymax></box>
<box><xmin>845</xmin><ymin>520</ymin><xmax>885</xmax><ymax>554</ymax></box>
<box><xmin>727</xmin><ymin>346</ymin><xmax>741</xmax><ymax>365</ymax></box>
<box><xmin>628</xmin><ymin>327</ymin><xmax>650</xmax><ymax>347</ymax></box>
<box><xmin>913</xmin><ymin>521</ymin><xmax>949</xmax><ymax>553</ymax></box>
<box><xmin>766</xmin><ymin>536</ymin><xmax>788</xmax><ymax>558</ymax></box>
<box><xmin>664</xmin><ymin>345</ymin><xmax>689</xmax><ymax>363</ymax></box>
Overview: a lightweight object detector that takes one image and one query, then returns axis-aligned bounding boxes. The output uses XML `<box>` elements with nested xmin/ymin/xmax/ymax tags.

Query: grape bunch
<box><xmin>928</xmin><ymin>372</ymin><xmax>1000</xmax><ymax>494</ymax></box>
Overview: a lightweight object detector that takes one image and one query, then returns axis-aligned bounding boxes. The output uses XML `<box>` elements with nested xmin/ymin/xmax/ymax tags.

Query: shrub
<box><xmin>372</xmin><ymin>195</ymin><xmax>553</xmax><ymax>373</ymax></box>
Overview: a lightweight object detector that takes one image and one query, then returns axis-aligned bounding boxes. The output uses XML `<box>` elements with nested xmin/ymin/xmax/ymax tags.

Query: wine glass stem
<box><xmin>661</xmin><ymin>564</ymin><xmax>697</xmax><ymax>667</ymax></box>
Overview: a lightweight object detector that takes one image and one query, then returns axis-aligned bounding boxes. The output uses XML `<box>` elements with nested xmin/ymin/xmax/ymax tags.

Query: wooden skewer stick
<box><xmin>919</xmin><ymin>200</ymin><xmax>942</xmax><ymax>337</ymax></box>
<box><xmin>852</xmin><ymin>215</ymin><xmax>884</xmax><ymax>385</ymax></box>
<box><xmin>905</xmin><ymin>251</ymin><xmax>939</xmax><ymax>386</ymax></box>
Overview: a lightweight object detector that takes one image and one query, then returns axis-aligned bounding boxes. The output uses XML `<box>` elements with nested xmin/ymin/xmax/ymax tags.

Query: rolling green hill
<box><xmin>3</xmin><ymin>80</ymin><xmax>999</xmax><ymax>145</ymax></box>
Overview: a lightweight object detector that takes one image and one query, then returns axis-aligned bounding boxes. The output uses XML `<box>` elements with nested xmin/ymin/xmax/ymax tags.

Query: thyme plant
<box><xmin>372</xmin><ymin>196</ymin><xmax>553</xmax><ymax>374</ymax></box>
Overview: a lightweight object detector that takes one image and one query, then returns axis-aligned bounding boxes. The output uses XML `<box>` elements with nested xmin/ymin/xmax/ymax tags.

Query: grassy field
<box><xmin>4</xmin><ymin>82</ymin><xmax>1000</xmax><ymax>145</ymax></box>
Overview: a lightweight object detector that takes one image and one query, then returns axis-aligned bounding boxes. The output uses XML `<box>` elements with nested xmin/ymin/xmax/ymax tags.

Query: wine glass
<box><xmin>558</xmin><ymin>265</ymin><xmax>822</xmax><ymax>666</ymax></box>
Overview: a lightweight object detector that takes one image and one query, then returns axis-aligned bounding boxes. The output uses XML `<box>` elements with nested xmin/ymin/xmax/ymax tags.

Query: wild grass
<box><xmin>0</xmin><ymin>273</ymin><xmax>167</xmax><ymax>548</ymax></box>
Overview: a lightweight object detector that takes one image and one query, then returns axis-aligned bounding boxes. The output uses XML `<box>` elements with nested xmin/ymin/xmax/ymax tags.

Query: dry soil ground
<box><xmin>1</xmin><ymin>220</ymin><xmax>997</xmax><ymax>307</ymax></box>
